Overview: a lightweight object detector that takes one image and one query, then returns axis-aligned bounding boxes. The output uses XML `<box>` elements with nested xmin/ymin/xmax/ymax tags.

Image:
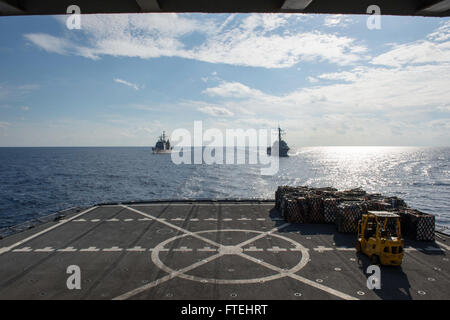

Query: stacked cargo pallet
<box><xmin>399</xmin><ymin>208</ymin><xmax>435</xmax><ymax>241</ymax></box>
<box><xmin>323</xmin><ymin>198</ymin><xmax>339</xmax><ymax>223</ymax></box>
<box><xmin>274</xmin><ymin>185</ymin><xmax>436</xmax><ymax>241</ymax></box>
<box><xmin>335</xmin><ymin>202</ymin><xmax>368</xmax><ymax>233</ymax></box>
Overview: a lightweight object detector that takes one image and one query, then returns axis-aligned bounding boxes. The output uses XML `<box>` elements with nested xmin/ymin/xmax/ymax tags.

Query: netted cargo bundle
<box><xmin>336</xmin><ymin>202</ymin><xmax>364</xmax><ymax>233</ymax></box>
<box><xmin>280</xmin><ymin>194</ymin><xmax>290</xmax><ymax>218</ymax></box>
<box><xmin>275</xmin><ymin>186</ymin><xmax>310</xmax><ymax>209</ymax></box>
<box><xmin>284</xmin><ymin>197</ymin><xmax>306</xmax><ymax>223</ymax></box>
<box><xmin>308</xmin><ymin>195</ymin><xmax>324</xmax><ymax>223</ymax></box>
<box><xmin>284</xmin><ymin>198</ymin><xmax>298</xmax><ymax>223</ymax></box>
<box><xmin>276</xmin><ymin>186</ymin><xmax>293</xmax><ymax>209</ymax></box>
<box><xmin>366</xmin><ymin>200</ymin><xmax>392</xmax><ymax>211</ymax></box>
<box><xmin>324</xmin><ymin>198</ymin><xmax>339</xmax><ymax>223</ymax></box>
<box><xmin>336</xmin><ymin>188</ymin><xmax>367</xmax><ymax>199</ymax></box>
<box><xmin>365</xmin><ymin>193</ymin><xmax>383</xmax><ymax>199</ymax></box>
<box><xmin>399</xmin><ymin>209</ymin><xmax>435</xmax><ymax>241</ymax></box>
<box><xmin>311</xmin><ymin>187</ymin><xmax>338</xmax><ymax>198</ymax></box>
<box><xmin>383</xmin><ymin>197</ymin><xmax>407</xmax><ymax>209</ymax></box>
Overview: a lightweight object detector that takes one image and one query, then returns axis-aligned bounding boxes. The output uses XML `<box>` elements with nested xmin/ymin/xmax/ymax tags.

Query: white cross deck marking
<box><xmin>12</xmin><ymin>247</ymin><xmax>32</xmax><ymax>252</ymax></box>
<box><xmin>6</xmin><ymin>246</ymin><xmax>311</xmax><ymax>253</ymax></box>
<box><xmin>115</xmin><ymin>205</ymin><xmax>358</xmax><ymax>301</ymax></box>
<box><xmin>267</xmin><ymin>246</ymin><xmax>287</xmax><ymax>252</ymax></box>
<box><xmin>67</xmin><ymin>217</ymin><xmax>269</xmax><ymax>222</ymax></box>
<box><xmin>113</xmin><ymin>253</ymin><xmax>223</xmax><ymax>300</ymax></box>
<box><xmin>173</xmin><ymin>246</ymin><xmax>193</xmax><ymax>252</ymax></box>
<box><xmin>57</xmin><ymin>247</ymin><xmax>77</xmax><ymax>252</ymax></box>
<box><xmin>80</xmin><ymin>247</ymin><xmax>100</xmax><ymax>252</ymax></box>
<box><xmin>126</xmin><ymin>246</ymin><xmax>146</xmax><ymax>252</ymax></box>
<box><xmin>34</xmin><ymin>247</ymin><xmax>54</xmax><ymax>252</ymax></box>
<box><xmin>238</xmin><ymin>252</ymin><xmax>358</xmax><ymax>301</ymax></box>
<box><xmin>122</xmin><ymin>205</ymin><xmax>222</xmax><ymax>248</ymax></box>
<box><xmin>235</xmin><ymin>222</ymin><xmax>291</xmax><ymax>249</ymax></box>
<box><xmin>103</xmin><ymin>246</ymin><xmax>123</xmax><ymax>252</ymax></box>
<box><xmin>244</xmin><ymin>246</ymin><xmax>263</xmax><ymax>252</ymax></box>
<box><xmin>335</xmin><ymin>247</ymin><xmax>355</xmax><ymax>251</ymax></box>
<box><xmin>198</xmin><ymin>247</ymin><xmax>217</xmax><ymax>252</ymax></box>
<box><xmin>314</xmin><ymin>246</ymin><xmax>334</xmax><ymax>253</ymax></box>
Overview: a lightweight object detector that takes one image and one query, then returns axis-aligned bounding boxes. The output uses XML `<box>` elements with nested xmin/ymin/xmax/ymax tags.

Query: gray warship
<box><xmin>267</xmin><ymin>126</ymin><xmax>290</xmax><ymax>157</ymax></box>
<box><xmin>152</xmin><ymin>131</ymin><xmax>172</xmax><ymax>154</ymax></box>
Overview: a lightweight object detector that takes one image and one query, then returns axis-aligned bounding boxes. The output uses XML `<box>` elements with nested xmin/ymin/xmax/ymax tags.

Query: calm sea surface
<box><xmin>0</xmin><ymin>146</ymin><xmax>448</xmax><ymax>230</ymax></box>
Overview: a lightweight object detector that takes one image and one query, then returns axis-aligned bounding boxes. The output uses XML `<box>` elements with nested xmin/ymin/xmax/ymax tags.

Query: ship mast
<box><xmin>278</xmin><ymin>126</ymin><xmax>281</xmax><ymax>144</ymax></box>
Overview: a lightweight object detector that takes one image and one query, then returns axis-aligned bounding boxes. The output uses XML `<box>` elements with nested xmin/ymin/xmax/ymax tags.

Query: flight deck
<box><xmin>0</xmin><ymin>201</ymin><xmax>448</xmax><ymax>300</ymax></box>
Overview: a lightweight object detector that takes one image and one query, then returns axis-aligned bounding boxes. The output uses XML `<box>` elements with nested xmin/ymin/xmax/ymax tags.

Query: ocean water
<box><xmin>0</xmin><ymin>146</ymin><xmax>448</xmax><ymax>231</ymax></box>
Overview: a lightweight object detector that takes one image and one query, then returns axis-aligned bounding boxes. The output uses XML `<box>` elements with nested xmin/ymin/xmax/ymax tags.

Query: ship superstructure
<box><xmin>267</xmin><ymin>126</ymin><xmax>290</xmax><ymax>157</ymax></box>
<box><xmin>152</xmin><ymin>131</ymin><xmax>172</xmax><ymax>154</ymax></box>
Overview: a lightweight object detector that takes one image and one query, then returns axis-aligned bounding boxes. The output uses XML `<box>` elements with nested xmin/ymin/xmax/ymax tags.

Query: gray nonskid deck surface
<box><xmin>0</xmin><ymin>202</ymin><xmax>448</xmax><ymax>300</ymax></box>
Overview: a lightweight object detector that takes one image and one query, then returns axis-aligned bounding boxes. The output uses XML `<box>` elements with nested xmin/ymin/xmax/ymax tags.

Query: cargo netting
<box><xmin>275</xmin><ymin>185</ymin><xmax>436</xmax><ymax>241</ymax></box>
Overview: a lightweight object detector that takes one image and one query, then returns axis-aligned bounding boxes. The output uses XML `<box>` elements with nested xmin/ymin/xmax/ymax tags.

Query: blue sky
<box><xmin>0</xmin><ymin>13</ymin><xmax>449</xmax><ymax>147</ymax></box>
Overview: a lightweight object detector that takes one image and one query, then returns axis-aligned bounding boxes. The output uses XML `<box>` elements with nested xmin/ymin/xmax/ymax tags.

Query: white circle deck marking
<box><xmin>114</xmin><ymin>205</ymin><xmax>359</xmax><ymax>301</ymax></box>
<box><xmin>151</xmin><ymin>229</ymin><xmax>309</xmax><ymax>285</ymax></box>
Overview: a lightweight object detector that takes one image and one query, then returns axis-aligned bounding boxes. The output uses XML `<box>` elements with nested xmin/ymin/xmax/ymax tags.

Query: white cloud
<box><xmin>324</xmin><ymin>15</ymin><xmax>355</xmax><ymax>28</ymax></box>
<box><xmin>21</xmin><ymin>106</ymin><xmax>30</xmax><ymax>111</ymax></box>
<box><xmin>203</xmin><ymin>81</ymin><xmax>265</xmax><ymax>99</ymax></box>
<box><xmin>24</xmin><ymin>33</ymin><xmax>72</xmax><ymax>55</ymax></box>
<box><xmin>427</xmin><ymin>20</ymin><xmax>450</xmax><ymax>42</ymax></box>
<box><xmin>371</xmin><ymin>41</ymin><xmax>450</xmax><ymax>67</ymax></box>
<box><xmin>197</xmin><ymin>105</ymin><xmax>234</xmax><ymax>117</ymax></box>
<box><xmin>113</xmin><ymin>78</ymin><xmax>140</xmax><ymax>90</ymax></box>
<box><xmin>24</xmin><ymin>14</ymin><xmax>368</xmax><ymax>68</ymax></box>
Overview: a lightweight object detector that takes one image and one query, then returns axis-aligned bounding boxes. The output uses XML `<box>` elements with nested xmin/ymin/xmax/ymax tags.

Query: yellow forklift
<box><xmin>356</xmin><ymin>211</ymin><xmax>404</xmax><ymax>266</ymax></box>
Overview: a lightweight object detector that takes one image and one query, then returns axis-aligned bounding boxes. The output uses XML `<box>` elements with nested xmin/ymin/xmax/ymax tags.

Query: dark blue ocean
<box><xmin>0</xmin><ymin>146</ymin><xmax>449</xmax><ymax>231</ymax></box>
